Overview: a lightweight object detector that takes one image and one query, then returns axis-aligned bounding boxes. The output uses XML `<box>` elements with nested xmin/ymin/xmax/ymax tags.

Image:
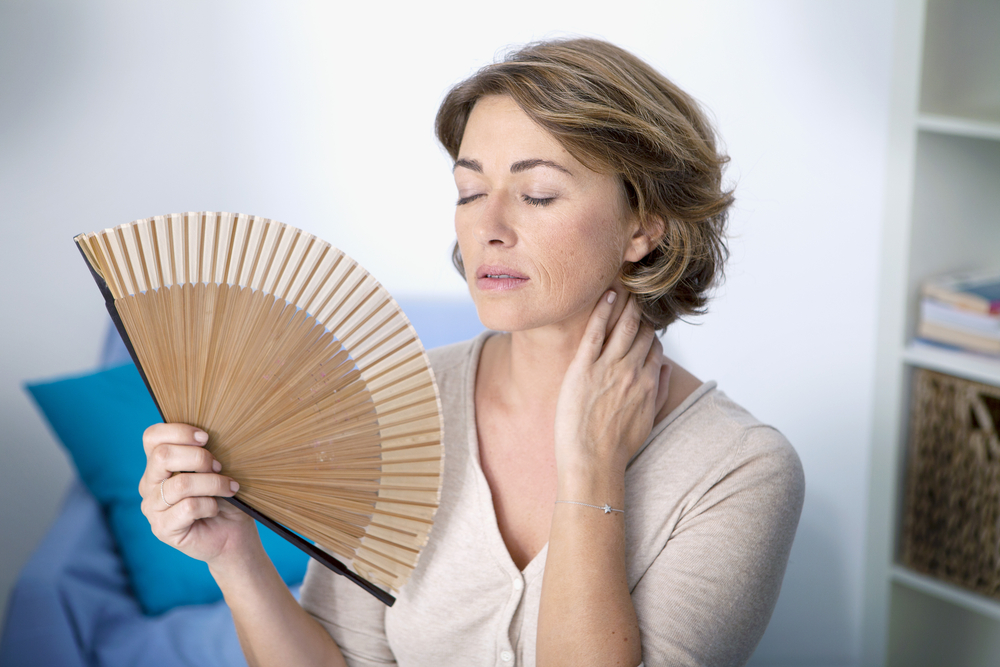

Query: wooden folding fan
<box><xmin>75</xmin><ymin>212</ymin><xmax>444</xmax><ymax>606</ymax></box>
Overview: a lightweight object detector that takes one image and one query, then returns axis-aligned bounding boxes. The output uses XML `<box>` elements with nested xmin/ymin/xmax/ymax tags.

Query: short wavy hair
<box><xmin>435</xmin><ymin>38</ymin><xmax>733</xmax><ymax>330</ymax></box>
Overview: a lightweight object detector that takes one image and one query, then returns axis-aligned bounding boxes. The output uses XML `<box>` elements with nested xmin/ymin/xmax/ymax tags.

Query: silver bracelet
<box><xmin>555</xmin><ymin>500</ymin><xmax>624</xmax><ymax>514</ymax></box>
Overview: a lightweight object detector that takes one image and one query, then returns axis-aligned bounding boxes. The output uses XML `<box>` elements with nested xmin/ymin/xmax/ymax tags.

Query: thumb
<box><xmin>655</xmin><ymin>360</ymin><xmax>672</xmax><ymax>417</ymax></box>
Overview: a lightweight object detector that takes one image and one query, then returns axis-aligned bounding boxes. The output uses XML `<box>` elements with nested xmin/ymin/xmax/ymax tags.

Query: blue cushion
<box><xmin>0</xmin><ymin>480</ymin><xmax>261</xmax><ymax>667</ymax></box>
<box><xmin>25</xmin><ymin>364</ymin><xmax>308</xmax><ymax>616</ymax></box>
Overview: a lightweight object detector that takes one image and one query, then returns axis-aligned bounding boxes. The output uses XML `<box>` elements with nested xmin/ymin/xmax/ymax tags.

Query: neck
<box><xmin>506</xmin><ymin>326</ymin><xmax>581</xmax><ymax>407</ymax></box>
<box><xmin>477</xmin><ymin>300</ymin><xmax>702</xmax><ymax>428</ymax></box>
<box><xmin>482</xmin><ymin>293</ymin><xmax>628</xmax><ymax>412</ymax></box>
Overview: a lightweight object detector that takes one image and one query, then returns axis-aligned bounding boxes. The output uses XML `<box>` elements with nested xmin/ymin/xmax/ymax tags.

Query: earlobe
<box><xmin>624</xmin><ymin>215</ymin><xmax>666</xmax><ymax>262</ymax></box>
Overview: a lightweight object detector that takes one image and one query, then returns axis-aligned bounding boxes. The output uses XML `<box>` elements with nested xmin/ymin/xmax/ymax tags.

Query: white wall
<box><xmin>0</xmin><ymin>2</ymin><xmax>893</xmax><ymax>665</ymax></box>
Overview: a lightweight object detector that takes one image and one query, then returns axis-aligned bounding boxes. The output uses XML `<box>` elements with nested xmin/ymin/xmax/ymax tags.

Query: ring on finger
<box><xmin>160</xmin><ymin>477</ymin><xmax>175</xmax><ymax>507</ymax></box>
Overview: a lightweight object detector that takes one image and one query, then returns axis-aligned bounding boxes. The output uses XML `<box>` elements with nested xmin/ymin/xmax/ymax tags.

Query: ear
<box><xmin>623</xmin><ymin>215</ymin><xmax>666</xmax><ymax>263</ymax></box>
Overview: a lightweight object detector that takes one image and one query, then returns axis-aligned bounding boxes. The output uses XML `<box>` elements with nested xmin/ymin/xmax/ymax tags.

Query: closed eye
<box><xmin>523</xmin><ymin>195</ymin><xmax>554</xmax><ymax>207</ymax></box>
<box><xmin>457</xmin><ymin>194</ymin><xmax>484</xmax><ymax>206</ymax></box>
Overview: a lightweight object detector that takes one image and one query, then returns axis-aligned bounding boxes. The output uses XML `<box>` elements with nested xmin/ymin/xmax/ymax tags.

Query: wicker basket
<box><xmin>901</xmin><ymin>368</ymin><xmax>1000</xmax><ymax>598</ymax></box>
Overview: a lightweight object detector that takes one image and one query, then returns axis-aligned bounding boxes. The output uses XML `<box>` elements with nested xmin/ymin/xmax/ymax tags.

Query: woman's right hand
<box><xmin>141</xmin><ymin>425</ymin><xmax>346</xmax><ymax>665</ymax></box>
<box><xmin>139</xmin><ymin>423</ymin><xmax>255</xmax><ymax>566</ymax></box>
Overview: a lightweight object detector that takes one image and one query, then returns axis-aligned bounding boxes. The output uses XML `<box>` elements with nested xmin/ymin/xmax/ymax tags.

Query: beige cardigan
<box><xmin>300</xmin><ymin>332</ymin><xmax>805</xmax><ymax>667</ymax></box>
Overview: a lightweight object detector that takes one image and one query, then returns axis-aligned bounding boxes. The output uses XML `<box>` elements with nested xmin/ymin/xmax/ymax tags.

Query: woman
<box><xmin>140</xmin><ymin>38</ymin><xmax>804</xmax><ymax>667</ymax></box>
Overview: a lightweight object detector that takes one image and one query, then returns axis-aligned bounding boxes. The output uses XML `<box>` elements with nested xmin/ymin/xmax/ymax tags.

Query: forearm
<box><xmin>537</xmin><ymin>468</ymin><xmax>642</xmax><ymax>667</ymax></box>
<box><xmin>210</xmin><ymin>542</ymin><xmax>346</xmax><ymax>667</ymax></box>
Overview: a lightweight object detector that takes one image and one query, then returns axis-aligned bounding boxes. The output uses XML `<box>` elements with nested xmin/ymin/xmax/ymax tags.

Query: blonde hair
<box><xmin>436</xmin><ymin>38</ymin><xmax>733</xmax><ymax>329</ymax></box>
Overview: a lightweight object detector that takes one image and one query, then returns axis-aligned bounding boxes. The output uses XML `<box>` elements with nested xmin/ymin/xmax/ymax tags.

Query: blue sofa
<box><xmin>0</xmin><ymin>299</ymin><xmax>482</xmax><ymax>667</ymax></box>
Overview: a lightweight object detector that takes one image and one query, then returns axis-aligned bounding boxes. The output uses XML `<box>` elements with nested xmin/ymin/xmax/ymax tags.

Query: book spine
<box><xmin>920</xmin><ymin>298</ymin><xmax>1000</xmax><ymax>334</ymax></box>
<box><xmin>917</xmin><ymin>320</ymin><xmax>1000</xmax><ymax>355</ymax></box>
<box><xmin>923</xmin><ymin>283</ymin><xmax>993</xmax><ymax>314</ymax></box>
<box><xmin>73</xmin><ymin>237</ymin><xmax>395</xmax><ymax>607</ymax></box>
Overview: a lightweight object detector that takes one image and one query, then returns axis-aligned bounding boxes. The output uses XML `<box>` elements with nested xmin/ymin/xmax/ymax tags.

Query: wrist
<box><xmin>557</xmin><ymin>446</ymin><xmax>626</xmax><ymax>480</ymax></box>
<box><xmin>207</xmin><ymin>531</ymin><xmax>270</xmax><ymax>589</ymax></box>
<box><xmin>556</xmin><ymin>461</ymin><xmax>626</xmax><ymax>508</ymax></box>
<box><xmin>555</xmin><ymin>434</ymin><xmax>630</xmax><ymax>478</ymax></box>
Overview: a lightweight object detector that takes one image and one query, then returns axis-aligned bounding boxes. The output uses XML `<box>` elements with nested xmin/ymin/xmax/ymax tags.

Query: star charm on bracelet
<box><xmin>555</xmin><ymin>500</ymin><xmax>624</xmax><ymax>514</ymax></box>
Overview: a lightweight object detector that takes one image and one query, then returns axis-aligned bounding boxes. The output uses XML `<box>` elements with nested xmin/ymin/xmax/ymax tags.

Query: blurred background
<box><xmin>0</xmin><ymin>1</ymin><xmax>895</xmax><ymax>665</ymax></box>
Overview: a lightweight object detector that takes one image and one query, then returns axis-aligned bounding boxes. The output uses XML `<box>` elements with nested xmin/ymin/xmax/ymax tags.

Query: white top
<box><xmin>300</xmin><ymin>332</ymin><xmax>805</xmax><ymax>667</ymax></box>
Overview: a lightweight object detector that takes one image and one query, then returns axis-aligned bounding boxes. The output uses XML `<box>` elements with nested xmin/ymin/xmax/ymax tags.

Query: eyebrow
<box><xmin>452</xmin><ymin>157</ymin><xmax>573</xmax><ymax>176</ymax></box>
<box><xmin>511</xmin><ymin>158</ymin><xmax>573</xmax><ymax>176</ymax></box>
<box><xmin>453</xmin><ymin>158</ymin><xmax>482</xmax><ymax>173</ymax></box>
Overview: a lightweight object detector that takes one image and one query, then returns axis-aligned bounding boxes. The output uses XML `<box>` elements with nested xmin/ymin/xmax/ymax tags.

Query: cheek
<box><xmin>570</xmin><ymin>212</ymin><xmax>628</xmax><ymax>272</ymax></box>
<box><xmin>543</xmin><ymin>213</ymin><xmax>627</xmax><ymax>298</ymax></box>
<box><xmin>454</xmin><ymin>213</ymin><xmax>475</xmax><ymax>276</ymax></box>
<box><xmin>593</xmin><ymin>225</ymin><xmax>629</xmax><ymax>275</ymax></box>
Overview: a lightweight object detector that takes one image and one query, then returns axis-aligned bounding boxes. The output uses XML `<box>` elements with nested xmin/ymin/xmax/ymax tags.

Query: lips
<box><xmin>477</xmin><ymin>265</ymin><xmax>528</xmax><ymax>280</ymax></box>
<box><xmin>476</xmin><ymin>264</ymin><xmax>528</xmax><ymax>291</ymax></box>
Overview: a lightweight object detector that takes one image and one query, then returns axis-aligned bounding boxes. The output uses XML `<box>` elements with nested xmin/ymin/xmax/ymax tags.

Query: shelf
<box><xmin>864</xmin><ymin>2</ymin><xmax>1000</xmax><ymax>665</ymax></box>
<box><xmin>918</xmin><ymin>114</ymin><xmax>1000</xmax><ymax>142</ymax></box>
<box><xmin>891</xmin><ymin>565</ymin><xmax>1000</xmax><ymax>622</ymax></box>
<box><xmin>902</xmin><ymin>340</ymin><xmax>1000</xmax><ymax>387</ymax></box>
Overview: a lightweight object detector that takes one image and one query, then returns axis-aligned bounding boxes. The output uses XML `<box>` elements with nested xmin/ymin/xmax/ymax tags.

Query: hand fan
<box><xmin>74</xmin><ymin>212</ymin><xmax>444</xmax><ymax>606</ymax></box>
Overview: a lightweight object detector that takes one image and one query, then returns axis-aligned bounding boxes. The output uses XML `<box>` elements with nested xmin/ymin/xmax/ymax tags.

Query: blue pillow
<box><xmin>25</xmin><ymin>363</ymin><xmax>308</xmax><ymax>616</ymax></box>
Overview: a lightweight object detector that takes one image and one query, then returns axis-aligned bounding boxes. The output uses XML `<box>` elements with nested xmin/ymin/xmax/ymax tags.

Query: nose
<box><xmin>473</xmin><ymin>195</ymin><xmax>517</xmax><ymax>248</ymax></box>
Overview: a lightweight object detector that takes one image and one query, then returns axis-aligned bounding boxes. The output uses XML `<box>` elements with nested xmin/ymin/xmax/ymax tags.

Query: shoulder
<box><xmin>423</xmin><ymin>333</ymin><xmax>488</xmax><ymax>407</ymax></box>
<box><xmin>625</xmin><ymin>386</ymin><xmax>805</xmax><ymax>565</ymax></box>
<box><xmin>425</xmin><ymin>336</ymin><xmax>477</xmax><ymax>378</ymax></box>
<box><xmin>701</xmin><ymin>389</ymin><xmax>805</xmax><ymax>503</ymax></box>
<box><xmin>638</xmin><ymin>386</ymin><xmax>803</xmax><ymax>501</ymax></box>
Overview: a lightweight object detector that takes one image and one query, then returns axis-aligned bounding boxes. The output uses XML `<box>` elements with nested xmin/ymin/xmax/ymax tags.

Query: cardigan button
<box><xmin>501</xmin><ymin>650</ymin><xmax>514</xmax><ymax>662</ymax></box>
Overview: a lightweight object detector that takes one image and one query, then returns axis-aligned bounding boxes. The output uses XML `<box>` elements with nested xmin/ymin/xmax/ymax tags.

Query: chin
<box><xmin>470</xmin><ymin>295</ymin><xmax>539</xmax><ymax>333</ymax></box>
<box><xmin>474</xmin><ymin>296</ymin><xmax>587</xmax><ymax>335</ymax></box>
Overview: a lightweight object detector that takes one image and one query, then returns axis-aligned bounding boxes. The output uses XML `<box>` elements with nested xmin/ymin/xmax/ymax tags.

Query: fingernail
<box><xmin>194</xmin><ymin>430</ymin><xmax>209</xmax><ymax>444</ymax></box>
<box><xmin>230</xmin><ymin>481</ymin><xmax>240</xmax><ymax>492</ymax></box>
<box><xmin>607</xmin><ymin>291</ymin><xmax>617</xmax><ymax>304</ymax></box>
<box><xmin>212</xmin><ymin>460</ymin><xmax>222</xmax><ymax>472</ymax></box>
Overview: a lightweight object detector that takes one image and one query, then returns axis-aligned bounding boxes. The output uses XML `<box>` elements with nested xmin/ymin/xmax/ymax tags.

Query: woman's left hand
<box><xmin>554</xmin><ymin>289</ymin><xmax>671</xmax><ymax>481</ymax></box>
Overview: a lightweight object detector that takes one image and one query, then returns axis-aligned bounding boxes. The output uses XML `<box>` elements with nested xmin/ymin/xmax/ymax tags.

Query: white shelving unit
<box><xmin>890</xmin><ymin>566</ymin><xmax>1000</xmax><ymax>624</ymax></box>
<box><xmin>903</xmin><ymin>342</ymin><xmax>1000</xmax><ymax>388</ymax></box>
<box><xmin>861</xmin><ymin>1</ymin><xmax>1000</xmax><ymax>665</ymax></box>
<box><xmin>917</xmin><ymin>115</ymin><xmax>1000</xmax><ymax>142</ymax></box>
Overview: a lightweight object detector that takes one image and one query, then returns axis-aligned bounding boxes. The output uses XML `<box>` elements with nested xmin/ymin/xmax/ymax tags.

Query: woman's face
<box><xmin>453</xmin><ymin>95</ymin><xmax>651</xmax><ymax>334</ymax></box>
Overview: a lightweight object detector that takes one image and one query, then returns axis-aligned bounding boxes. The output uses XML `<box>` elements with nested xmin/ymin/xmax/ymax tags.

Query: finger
<box><xmin>156</xmin><ymin>497</ymin><xmax>223</xmax><ymax>544</ymax></box>
<box><xmin>143</xmin><ymin>423</ymin><xmax>208</xmax><ymax>456</ymax></box>
<box><xmin>603</xmin><ymin>283</ymin><xmax>629</xmax><ymax>340</ymax></box>
<box><xmin>625</xmin><ymin>320</ymin><xmax>657</xmax><ymax>365</ymax></box>
<box><xmin>141</xmin><ymin>443</ymin><xmax>221</xmax><ymax>497</ymax></box>
<box><xmin>603</xmin><ymin>294</ymin><xmax>644</xmax><ymax>359</ymax></box>
<box><xmin>577</xmin><ymin>289</ymin><xmax>620</xmax><ymax>364</ymax></box>
<box><xmin>159</xmin><ymin>472</ymin><xmax>240</xmax><ymax>509</ymax></box>
<box><xmin>643</xmin><ymin>333</ymin><xmax>663</xmax><ymax>369</ymax></box>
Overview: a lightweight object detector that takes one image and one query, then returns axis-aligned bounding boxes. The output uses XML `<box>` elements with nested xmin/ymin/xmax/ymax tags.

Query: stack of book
<box><xmin>918</xmin><ymin>270</ymin><xmax>1000</xmax><ymax>356</ymax></box>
